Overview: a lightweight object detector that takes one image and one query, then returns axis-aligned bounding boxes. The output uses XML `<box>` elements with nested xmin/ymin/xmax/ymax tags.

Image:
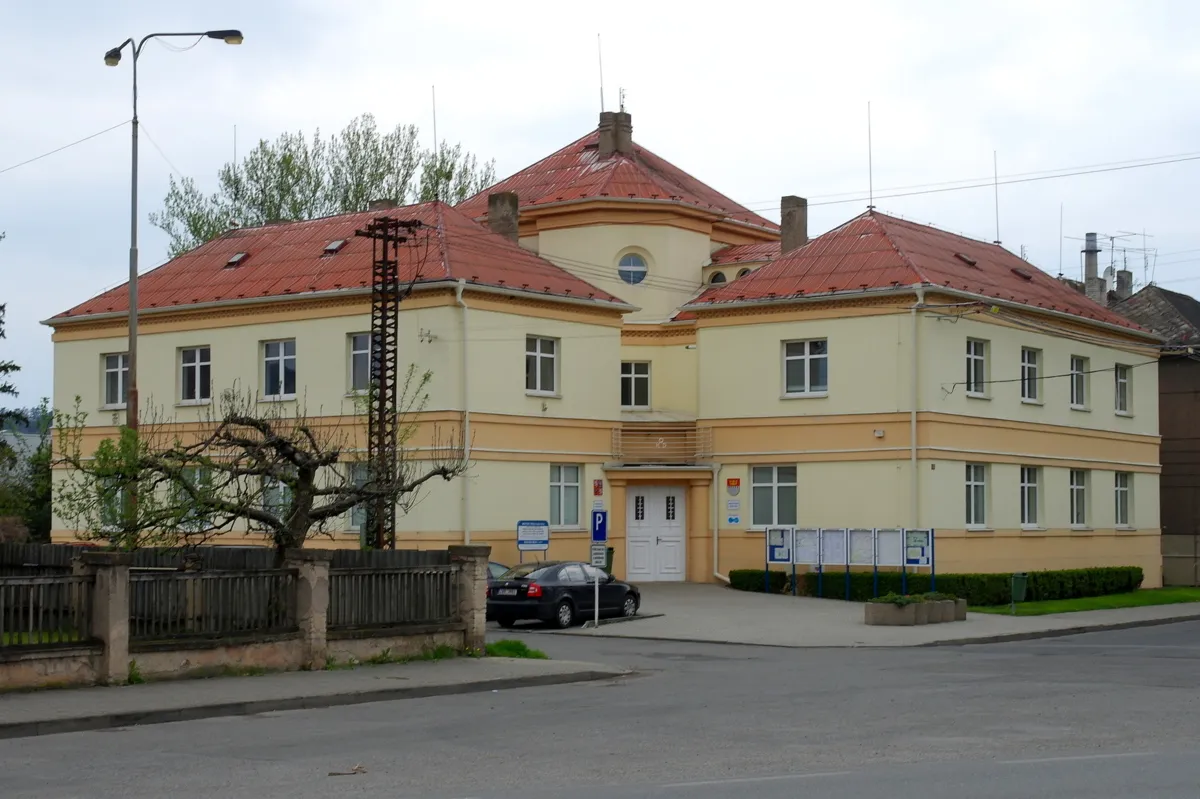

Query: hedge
<box><xmin>728</xmin><ymin>566</ymin><xmax>1144</xmax><ymax>606</ymax></box>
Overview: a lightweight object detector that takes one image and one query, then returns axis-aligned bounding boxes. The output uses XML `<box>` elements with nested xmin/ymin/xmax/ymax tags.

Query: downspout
<box><xmin>455</xmin><ymin>279</ymin><xmax>472</xmax><ymax>545</ymax></box>
<box><xmin>910</xmin><ymin>284</ymin><xmax>925</xmax><ymax>529</ymax></box>
<box><xmin>712</xmin><ymin>463</ymin><xmax>727</xmax><ymax>583</ymax></box>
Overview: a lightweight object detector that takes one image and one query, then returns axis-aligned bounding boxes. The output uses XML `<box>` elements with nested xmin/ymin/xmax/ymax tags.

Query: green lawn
<box><xmin>971</xmin><ymin>587</ymin><xmax>1200</xmax><ymax>616</ymax></box>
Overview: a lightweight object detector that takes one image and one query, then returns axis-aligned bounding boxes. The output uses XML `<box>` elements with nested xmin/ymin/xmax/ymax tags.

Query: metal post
<box><xmin>902</xmin><ymin>560</ymin><xmax>908</xmax><ymax>595</ymax></box>
<box><xmin>763</xmin><ymin>537</ymin><xmax>769</xmax><ymax>594</ymax></box>
<box><xmin>930</xmin><ymin>529</ymin><xmax>936</xmax><ymax>592</ymax></box>
<box><xmin>791</xmin><ymin>560</ymin><xmax>796</xmax><ymax>597</ymax></box>
<box><xmin>593</xmin><ymin>571</ymin><xmax>600</xmax><ymax>627</ymax></box>
<box><xmin>845</xmin><ymin>564</ymin><xmax>851</xmax><ymax>601</ymax></box>
<box><xmin>126</xmin><ymin>49</ymin><xmax>140</xmax><ymax>433</ymax></box>
<box><xmin>817</xmin><ymin>563</ymin><xmax>823</xmax><ymax>599</ymax></box>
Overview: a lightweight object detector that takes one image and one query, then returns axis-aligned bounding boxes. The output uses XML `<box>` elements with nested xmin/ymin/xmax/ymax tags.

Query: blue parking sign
<box><xmin>591</xmin><ymin>510</ymin><xmax>608</xmax><ymax>543</ymax></box>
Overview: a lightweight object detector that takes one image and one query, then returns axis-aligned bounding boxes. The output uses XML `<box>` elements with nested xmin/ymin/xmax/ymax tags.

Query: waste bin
<box><xmin>604</xmin><ymin>547</ymin><xmax>614</xmax><ymax>574</ymax></box>
<box><xmin>1010</xmin><ymin>572</ymin><xmax>1028</xmax><ymax>615</ymax></box>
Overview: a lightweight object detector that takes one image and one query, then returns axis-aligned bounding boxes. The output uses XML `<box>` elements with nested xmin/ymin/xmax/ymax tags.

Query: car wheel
<box><xmin>497</xmin><ymin>617</ymin><xmax>516</xmax><ymax>629</ymax></box>
<box><xmin>622</xmin><ymin>593</ymin><xmax>638</xmax><ymax>617</ymax></box>
<box><xmin>553</xmin><ymin>599</ymin><xmax>575</xmax><ymax>629</ymax></box>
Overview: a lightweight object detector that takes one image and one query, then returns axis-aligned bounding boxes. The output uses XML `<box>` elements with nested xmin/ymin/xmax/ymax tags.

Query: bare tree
<box><xmin>55</xmin><ymin>367</ymin><xmax>467</xmax><ymax>557</ymax></box>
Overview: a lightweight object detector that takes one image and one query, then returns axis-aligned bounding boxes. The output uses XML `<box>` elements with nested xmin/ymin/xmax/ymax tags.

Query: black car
<box><xmin>487</xmin><ymin>561</ymin><xmax>508</xmax><ymax>581</ymax></box>
<box><xmin>487</xmin><ymin>561</ymin><xmax>640</xmax><ymax>629</ymax></box>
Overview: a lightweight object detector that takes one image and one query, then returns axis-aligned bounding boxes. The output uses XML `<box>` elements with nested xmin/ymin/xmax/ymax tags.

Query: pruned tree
<box><xmin>54</xmin><ymin>367</ymin><xmax>467</xmax><ymax>557</ymax></box>
<box><xmin>150</xmin><ymin>113</ymin><xmax>496</xmax><ymax>257</ymax></box>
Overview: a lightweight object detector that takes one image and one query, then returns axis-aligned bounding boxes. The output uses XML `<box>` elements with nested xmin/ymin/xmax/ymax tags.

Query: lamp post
<box><xmin>104</xmin><ymin>30</ymin><xmax>243</xmax><ymax>433</ymax></box>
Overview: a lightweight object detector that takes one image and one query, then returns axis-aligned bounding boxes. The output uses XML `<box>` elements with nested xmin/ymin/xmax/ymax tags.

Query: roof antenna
<box><xmin>1057</xmin><ymin>202</ymin><xmax>1064</xmax><ymax>277</ymax></box>
<box><xmin>992</xmin><ymin>151</ymin><xmax>1001</xmax><ymax>245</ymax></box>
<box><xmin>597</xmin><ymin>34</ymin><xmax>605</xmax><ymax>113</ymax></box>
<box><xmin>867</xmin><ymin>101</ymin><xmax>875</xmax><ymax>211</ymax></box>
<box><xmin>432</xmin><ymin>85</ymin><xmax>439</xmax><ymax>201</ymax></box>
<box><xmin>619</xmin><ymin>87</ymin><xmax>626</xmax><ymax>113</ymax></box>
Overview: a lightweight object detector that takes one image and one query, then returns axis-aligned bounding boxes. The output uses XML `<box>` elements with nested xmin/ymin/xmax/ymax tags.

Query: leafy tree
<box><xmin>0</xmin><ymin>400</ymin><xmax>52</xmax><ymax>541</ymax></box>
<box><xmin>150</xmin><ymin>114</ymin><xmax>496</xmax><ymax>257</ymax></box>
<box><xmin>0</xmin><ymin>301</ymin><xmax>28</xmax><ymax>465</ymax></box>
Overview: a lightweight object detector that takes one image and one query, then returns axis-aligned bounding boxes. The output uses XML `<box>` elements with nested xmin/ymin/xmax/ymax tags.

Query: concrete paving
<box><xmin>0</xmin><ymin>655</ymin><xmax>628</xmax><ymax>739</ymax></box>
<box><xmin>527</xmin><ymin>583</ymin><xmax>1200</xmax><ymax>647</ymax></box>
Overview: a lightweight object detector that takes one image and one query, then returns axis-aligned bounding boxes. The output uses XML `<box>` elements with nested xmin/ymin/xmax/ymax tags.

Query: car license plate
<box><xmin>496</xmin><ymin>588</ymin><xmax>517</xmax><ymax>596</ymax></box>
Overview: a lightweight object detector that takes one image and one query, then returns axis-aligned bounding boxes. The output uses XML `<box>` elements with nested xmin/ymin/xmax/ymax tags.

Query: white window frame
<box><xmin>1020</xmin><ymin>466</ymin><xmax>1040</xmax><ymax>528</ymax></box>
<box><xmin>97</xmin><ymin>478</ymin><xmax>126</xmax><ymax>533</ymax></box>
<box><xmin>965</xmin><ymin>463</ymin><xmax>987</xmax><ymax>528</ymax></box>
<box><xmin>179</xmin><ymin>346</ymin><xmax>212</xmax><ymax>405</ymax></box>
<box><xmin>1115</xmin><ymin>472</ymin><xmax>1132</xmax><ymax>528</ymax></box>
<box><xmin>549</xmin><ymin>464</ymin><xmax>581</xmax><ymax>528</ymax></box>
<box><xmin>781</xmin><ymin>339</ymin><xmax>829</xmax><ymax>398</ymax></box>
<box><xmin>262</xmin><ymin>339</ymin><xmax>297</xmax><ymax>400</ymax></box>
<box><xmin>102</xmin><ymin>352</ymin><xmax>129</xmax><ymax>409</ymax></box>
<box><xmin>1069</xmin><ymin>469</ymin><xmax>1089</xmax><ymax>527</ymax></box>
<box><xmin>751</xmin><ymin>465</ymin><xmax>798</xmax><ymax>527</ymax></box>
<box><xmin>262</xmin><ymin>475</ymin><xmax>293</xmax><ymax>521</ymax></box>
<box><xmin>349</xmin><ymin>333</ymin><xmax>372</xmax><ymax>395</ymax></box>
<box><xmin>1020</xmin><ymin>347</ymin><xmax>1041</xmax><ymax>403</ymax></box>
<box><xmin>176</xmin><ymin>466</ymin><xmax>213</xmax><ymax>530</ymax></box>
<box><xmin>1069</xmin><ymin>355</ymin><xmax>1089</xmax><ymax>409</ymax></box>
<box><xmin>348</xmin><ymin>462</ymin><xmax>369</xmax><ymax>532</ymax></box>
<box><xmin>965</xmin><ymin>339</ymin><xmax>988</xmax><ymax>397</ymax></box>
<box><xmin>620</xmin><ymin>361</ymin><xmax>651</xmax><ymax>409</ymax></box>
<box><xmin>526</xmin><ymin>335</ymin><xmax>559</xmax><ymax>396</ymax></box>
<box><xmin>1114</xmin><ymin>364</ymin><xmax>1132</xmax><ymax>415</ymax></box>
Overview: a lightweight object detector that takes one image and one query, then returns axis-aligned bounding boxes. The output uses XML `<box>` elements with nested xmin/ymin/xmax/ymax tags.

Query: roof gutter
<box><xmin>493</xmin><ymin>195</ymin><xmax>779</xmax><ymax>237</ymax></box>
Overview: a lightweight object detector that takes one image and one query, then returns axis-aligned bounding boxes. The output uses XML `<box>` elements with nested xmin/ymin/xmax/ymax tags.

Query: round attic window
<box><xmin>737</xmin><ymin>268</ymin><xmax>752</xmax><ymax>278</ymax></box>
<box><xmin>710</xmin><ymin>272</ymin><xmax>727</xmax><ymax>284</ymax></box>
<box><xmin>618</xmin><ymin>253</ymin><xmax>648</xmax><ymax>285</ymax></box>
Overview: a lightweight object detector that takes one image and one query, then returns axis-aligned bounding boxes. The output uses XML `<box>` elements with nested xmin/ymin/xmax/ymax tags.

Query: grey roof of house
<box><xmin>1110</xmin><ymin>285</ymin><xmax>1200</xmax><ymax>345</ymax></box>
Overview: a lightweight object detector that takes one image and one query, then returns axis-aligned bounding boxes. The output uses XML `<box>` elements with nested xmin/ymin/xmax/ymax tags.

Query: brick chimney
<box><xmin>1115</xmin><ymin>269</ymin><xmax>1133</xmax><ymax>301</ymax></box>
<box><xmin>368</xmin><ymin>198</ymin><xmax>398</xmax><ymax>211</ymax></box>
<box><xmin>598</xmin><ymin>111</ymin><xmax>633</xmax><ymax>158</ymax></box>
<box><xmin>781</xmin><ymin>196</ymin><xmax>809</xmax><ymax>253</ymax></box>
<box><xmin>487</xmin><ymin>192</ymin><xmax>519</xmax><ymax>243</ymax></box>
<box><xmin>1083</xmin><ymin>232</ymin><xmax>1106</xmax><ymax>304</ymax></box>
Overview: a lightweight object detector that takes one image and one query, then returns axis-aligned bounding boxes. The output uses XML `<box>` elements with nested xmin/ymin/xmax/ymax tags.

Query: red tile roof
<box><xmin>686</xmin><ymin>211</ymin><xmax>1148</xmax><ymax>332</ymax></box>
<box><xmin>457</xmin><ymin>129</ymin><xmax>777</xmax><ymax>231</ymax></box>
<box><xmin>710</xmin><ymin>241</ymin><xmax>781</xmax><ymax>265</ymax></box>
<box><xmin>52</xmin><ymin>201</ymin><xmax>627</xmax><ymax>321</ymax></box>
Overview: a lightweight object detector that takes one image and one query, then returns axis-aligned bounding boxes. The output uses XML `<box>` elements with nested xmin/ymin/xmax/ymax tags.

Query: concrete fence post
<box><xmin>76</xmin><ymin>551</ymin><xmax>133</xmax><ymax>685</ymax></box>
<box><xmin>284</xmin><ymin>549</ymin><xmax>333</xmax><ymax>670</ymax></box>
<box><xmin>448</xmin><ymin>544</ymin><xmax>491</xmax><ymax>653</ymax></box>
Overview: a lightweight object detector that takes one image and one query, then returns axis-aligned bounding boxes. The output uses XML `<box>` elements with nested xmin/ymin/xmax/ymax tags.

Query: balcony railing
<box><xmin>612</xmin><ymin>425</ymin><xmax>713</xmax><ymax>465</ymax></box>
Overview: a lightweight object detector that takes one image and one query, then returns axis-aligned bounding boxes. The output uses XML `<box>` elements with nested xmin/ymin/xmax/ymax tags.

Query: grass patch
<box><xmin>485</xmin><ymin>639</ymin><xmax>548</xmax><ymax>659</ymax></box>
<box><xmin>1</xmin><ymin>630</ymin><xmax>83</xmax><ymax>646</ymax></box>
<box><xmin>971</xmin><ymin>587</ymin><xmax>1200</xmax><ymax>616</ymax></box>
<box><xmin>325</xmin><ymin>644</ymin><xmax>463</xmax><ymax>670</ymax></box>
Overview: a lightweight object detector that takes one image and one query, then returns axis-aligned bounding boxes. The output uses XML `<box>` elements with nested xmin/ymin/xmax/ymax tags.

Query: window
<box><xmin>751</xmin><ymin>465</ymin><xmax>797</xmax><ymax>527</ymax></box>
<box><xmin>1069</xmin><ymin>469</ymin><xmax>1088</xmax><ymax>526</ymax></box>
<box><xmin>103</xmin><ymin>353</ymin><xmax>129</xmax><ymax>407</ymax></box>
<box><xmin>559</xmin><ymin>564</ymin><xmax>586</xmax><ymax>583</ymax></box>
<box><xmin>1114</xmin><ymin>364</ymin><xmax>1131</xmax><ymax>414</ymax></box>
<box><xmin>1020</xmin><ymin>347</ymin><xmax>1040</xmax><ymax>402</ymax></box>
<box><xmin>526</xmin><ymin>336</ymin><xmax>557</xmax><ymax>395</ymax></box>
<box><xmin>620</xmin><ymin>362</ymin><xmax>650</xmax><ymax>408</ymax></box>
<box><xmin>617</xmin><ymin>253</ymin><xmax>648</xmax><ymax>285</ymax></box>
<box><xmin>709</xmin><ymin>272</ymin><xmax>727</xmax><ymax>284</ymax></box>
<box><xmin>176</xmin><ymin>467</ymin><xmax>212</xmax><ymax>530</ymax></box>
<box><xmin>1070</xmin><ymin>356</ymin><xmax>1088</xmax><ymax>408</ymax></box>
<box><xmin>180</xmin><ymin>347</ymin><xmax>211</xmax><ymax>403</ymax></box>
<box><xmin>549</xmin><ymin>464</ymin><xmax>580</xmax><ymax>528</ymax></box>
<box><xmin>581</xmin><ymin>564</ymin><xmax>607</xmax><ymax>582</ymax></box>
<box><xmin>1020</xmin><ymin>466</ymin><xmax>1039</xmax><ymax>527</ymax></box>
<box><xmin>349</xmin><ymin>462</ymin><xmax>369</xmax><ymax>530</ymax></box>
<box><xmin>965</xmin><ymin>339</ymin><xmax>987</xmax><ymax>396</ymax></box>
<box><xmin>782</xmin><ymin>339</ymin><xmax>829</xmax><ymax>396</ymax></box>
<box><xmin>1115</xmin><ymin>472</ymin><xmax>1132</xmax><ymax>527</ymax></box>
<box><xmin>965</xmin><ymin>463</ymin><xmax>987</xmax><ymax>527</ymax></box>
<box><xmin>737</xmin><ymin>268</ymin><xmax>752</xmax><ymax>278</ymax></box>
<box><xmin>263</xmin><ymin>339</ymin><xmax>296</xmax><ymax>399</ymax></box>
<box><xmin>350</xmin><ymin>333</ymin><xmax>372</xmax><ymax>393</ymax></box>
<box><xmin>263</xmin><ymin>476</ymin><xmax>293</xmax><ymax>519</ymax></box>
<box><xmin>97</xmin><ymin>478</ymin><xmax>125</xmax><ymax>532</ymax></box>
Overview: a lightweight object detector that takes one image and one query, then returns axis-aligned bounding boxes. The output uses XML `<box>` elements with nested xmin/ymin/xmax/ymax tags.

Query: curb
<box><xmin>920</xmin><ymin>611</ymin><xmax>1200</xmax><ymax>647</ymax></box>
<box><xmin>0</xmin><ymin>668</ymin><xmax>628</xmax><ymax>741</ymax></box>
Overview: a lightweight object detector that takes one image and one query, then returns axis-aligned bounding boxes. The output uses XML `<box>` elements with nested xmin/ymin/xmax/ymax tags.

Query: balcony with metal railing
<box><xmin>611</xmin><ymin>423</ymin><xmax>713</xmax><ymax>465</ymax></box>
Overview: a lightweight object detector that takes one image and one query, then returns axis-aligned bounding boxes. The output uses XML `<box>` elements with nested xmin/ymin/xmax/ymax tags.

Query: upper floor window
<box><xmin>526</xmin><ymin>335</ymin><xmax>558</xmax><ymax>395</ymax></box>
<box><xmin>751</xmin><ymin>465</ymin><xmax>797</xmax><ymax>527</ymax></box>
<box><xmin>617</xmin><ymin>253</ymin><xmax>648</xmax><ymax>285</ymax></box>
<box><xmin>965</xmin><ymin>339</ymin><xmax>987</xmax><ymax>396</ymax></box>
<box><xmin>1070</xmin><ymin>355</ymin><xmax>1089</xmax><ymax>409</ymax></box>
<box><xmin>263</xmin><ymin>339</ymin><xmax>296</xmax><ymax>399</ymax></box>
<box><xmin>350</xmin><ymin>333</ymin><xmax>372</xmax><ymax>393</ymax></box>
<box><xmin>620</xmin><ymin>362</ymin><xmax>650</xmax><ymax>409</ymax></box>
<box><xmin>1114</xmin><ymin>364</ymin><xmax>1132</xmax><ymax>414</ymax></box>
<box><xmin>103</xmin><ymin>353</ymin><xmax>129</xmax><ymax>408</ymax></box>
<box><xmin>180</xmin><ymin>346</ymin><xmax>211</xmax><ymax>403</ymax></box>
<box><xmin>1020</xmin><ymin>347</ymin><xmax>1041</xmax><ymax>402</ymax></box>
<box><xmin>782</xmin><ymin>339</ymin><xmax>828</xmax><ymax>396</ymax></box>
<box><xmin>965</xmin><ymin>463</ymin><xmax>987</xmax><ymax>527</ymax></box>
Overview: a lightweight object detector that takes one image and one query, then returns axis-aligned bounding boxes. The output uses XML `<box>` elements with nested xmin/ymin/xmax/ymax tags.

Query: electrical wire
<box><xmin>139</xmin><ymin>123</ymin><xmax>186</xmax><ymax>179</ymax></box>
<box><xmin>941</xmin><ymin>357</ymin><xmax>1157</xmax><ymax>396</ymax></box>
<box><xmin>0</xmin><ymin>121</ymin><xmax>129</xmax><ymax>177</ymax></box>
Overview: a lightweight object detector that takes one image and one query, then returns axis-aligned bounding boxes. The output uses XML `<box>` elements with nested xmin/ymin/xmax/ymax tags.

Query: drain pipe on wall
<box><xmin>712</xmin><ymin>463</ymin><xmax>728</xmax><ymax>583</ymax></box>
<box><xmin>455</xmin><ymin>279</ymin><xmax>473</xmax><ymax>545</ymax></box>
<box><xmin>910</xmin><ymin>284</ymin><xmax>925</xmax><ymax>530</ymax></box>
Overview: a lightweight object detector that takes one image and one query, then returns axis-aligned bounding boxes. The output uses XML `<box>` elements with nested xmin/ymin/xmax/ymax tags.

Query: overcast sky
<box><xmin>3</xmin><ymin>0</ymin><xmax>1199</xmax><ymax>403</ymax></box>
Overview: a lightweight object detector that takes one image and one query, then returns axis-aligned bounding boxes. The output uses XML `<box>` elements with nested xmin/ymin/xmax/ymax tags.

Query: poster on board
<box><xmin>766</xmin><ymin>527</ymin><xmax>792</xmax><ymax>564</ymax></box>
<box><xmin>820</xmin><ymin>528</ymin><xmax>848</xmax><ymax>565</ymax></box>
<box><xmin>848</xmin><ymin>529</ymin><xmax>875</xmax><ymax>566</ymax></box>
<box><xmin>793</xmin><ymin>528</ymin><xmax>820</xmax><ymax>565</ymax></box>
<box><xmin>905</xmin><ymin>529</ymin><xmax>933</xmax><ymax>567</ymax></box>
<box><xmin>875</xmin><ymin>528</ymin><xmax>903</xmax><ymax>567</ymax></box>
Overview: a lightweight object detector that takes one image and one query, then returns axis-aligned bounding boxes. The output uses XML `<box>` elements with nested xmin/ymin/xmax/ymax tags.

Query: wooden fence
<box><xmin>329</xmin><ymin>566</ymin><xmax>457</xmax><ymax>630</ymax></box>
<box><xmin>0</xmin><ymin>574</ymin><xmax>94</xmax><ymax>648</ymax></box>
<box><xmin>128</xmin><ymin>570</ymin><xmax>298</xmax><ymax>641</ymax></box>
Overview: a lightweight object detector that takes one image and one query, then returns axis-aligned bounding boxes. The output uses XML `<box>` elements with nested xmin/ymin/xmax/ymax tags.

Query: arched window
<box><xmin>618</xmin><ymin>253</ymin><xmax>648</xmax><ymax>285</ymax></box>
<box><xmin>737</xmin><ymin>268</ymin><xmax>752</xmax><ymax>278</ymax></box>
<box><xmin>710</xmin><ymin>272</ymin><xmax>727</xmax><ymax>284</ymax></box>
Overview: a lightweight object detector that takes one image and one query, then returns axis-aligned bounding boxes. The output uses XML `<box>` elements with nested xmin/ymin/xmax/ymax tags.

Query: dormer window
<box><xmin>710</xmin><ymin>272</ymin><xmax>727</xmax><ymax>284</ymax></box>
<box><xmin>617</xmin><ymin>253</ymin><xmax>647</xmax><ymax>285</ymax></box>
<box><xmin>954</xmin><ymin>253</ymin><xmax>978</xmax><ymax>267</ymax></box>
<box><xmin>225</xmin><ymin>252</ymin><xmax>249</xmax><ymax>268</ymax></box>
<box><xmin>323</xmin><ymin>239</ymin><xmax>346</xmax><ymax>256</ymax></box>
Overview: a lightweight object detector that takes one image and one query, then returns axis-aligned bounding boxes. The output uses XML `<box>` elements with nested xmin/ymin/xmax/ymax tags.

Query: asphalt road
<box><xmin>3</xmin><ymin>622</ymin><xmax>1200</xmax><ymax>798</ymax></box>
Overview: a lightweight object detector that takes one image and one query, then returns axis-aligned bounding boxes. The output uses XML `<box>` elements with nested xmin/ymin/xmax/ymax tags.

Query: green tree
<box><xmin>0</xmin><ymin>400</ymin><xmax>52</xmax><ymax>541</ymax></box>
<box><xmin>0</xmin><ymin>301</ymin><xmax>28</xmax><ymax>465</ymax></box>
<box><xmin>149</xmin><ymin>114</ymin><xmax>496</xmax><ymax>258</ymax></box>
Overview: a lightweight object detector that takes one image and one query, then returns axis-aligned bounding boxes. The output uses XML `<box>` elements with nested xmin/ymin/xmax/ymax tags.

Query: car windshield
<box><xmin>499</xmin><ymin>563</ymin><xmax>554</xmax><ymax>580</ymax></box>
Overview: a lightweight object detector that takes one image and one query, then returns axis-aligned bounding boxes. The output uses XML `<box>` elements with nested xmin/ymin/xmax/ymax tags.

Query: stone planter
<box><xmin>913</xmin><ymin>601</ymin><xmax>931</xmax><ymax>625</ymax></box>
<box><xmin>864</xmin><ymin>602</ymin><xmax>917</xmax><ymax>626</ymax></box>
<box><xmin>935</xmin><ymin>600</ymin><xmax>955</xmax><ymax>623</ymax></box>
<box><xmin>954</xmin><ymin>598</ymin><xmax>968</xmax><ymax>621</ymax></box>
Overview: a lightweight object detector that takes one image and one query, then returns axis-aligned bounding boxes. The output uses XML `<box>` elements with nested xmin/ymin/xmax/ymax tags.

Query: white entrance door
<box><xmin>626</xmin><ymin>486</ymin><xmax>686</xmax><ymax>581</ymax></box>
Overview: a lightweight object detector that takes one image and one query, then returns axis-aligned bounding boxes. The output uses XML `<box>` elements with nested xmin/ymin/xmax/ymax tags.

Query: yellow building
<box><xmin>48</xmin><ymin>111</ymin><xmax>1163</xmax><ymax>585</ymax></box>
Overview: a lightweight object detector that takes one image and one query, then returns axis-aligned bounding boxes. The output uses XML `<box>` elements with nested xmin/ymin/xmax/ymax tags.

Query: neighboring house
<box><xmin>46</xmin><ymin>111</ymin><xmax>1165</xmax><ymax>586</ymax></box>
<box><xmin>1111</xmin><ymin>284</ymin><xmax>1200</xmax><ymax>585</ymax></box>
<box><xmin>0</xmin><ymin>431</ymin><xmax>40</xmax><ymax>479</ymax></box>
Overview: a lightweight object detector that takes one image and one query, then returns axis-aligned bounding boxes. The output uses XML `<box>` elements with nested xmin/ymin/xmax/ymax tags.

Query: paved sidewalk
<box><xmin>0</xmin><ymin>656</ymin><xmax>628</xmax><ymax>740</ymax></box>
<box><xmin>540</xmin><ymin>584</ymin><xmax>1200</xmax><ymax>648</ymax></box>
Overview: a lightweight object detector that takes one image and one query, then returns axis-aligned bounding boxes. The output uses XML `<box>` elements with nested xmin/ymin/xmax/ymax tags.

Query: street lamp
<box><xmin>104</xmin><ymin>30</ymin><xmax>243</xmax><ymax>433</ymax></box>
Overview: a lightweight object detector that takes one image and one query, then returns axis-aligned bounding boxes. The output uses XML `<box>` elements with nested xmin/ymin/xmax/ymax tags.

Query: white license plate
<box><xmin>496</xmin><ymin>588</ymin><xmax>517</xmax><ymax>596</ymax></box>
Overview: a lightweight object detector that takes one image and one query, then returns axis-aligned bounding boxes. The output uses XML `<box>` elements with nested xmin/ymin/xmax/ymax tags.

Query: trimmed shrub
<box><xmin>868</xmin><ymin>592</ymin><xmax>921</xmax><ymax>606</ymax></box>
<box><xmin>729</xmin><ymin>569</ymin><xmax>789</xmax><ymax>594</ymax></box>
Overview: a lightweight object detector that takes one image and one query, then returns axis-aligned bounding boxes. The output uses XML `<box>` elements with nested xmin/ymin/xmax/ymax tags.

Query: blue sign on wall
<box><xmin>591</xmin><ymin>510</ymin><xmax>608</xmax><ymax>543</ymax></box>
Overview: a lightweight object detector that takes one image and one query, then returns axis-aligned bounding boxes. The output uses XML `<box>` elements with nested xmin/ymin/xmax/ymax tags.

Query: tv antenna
<box><xmin>867</xmin><ymin>101</ymin><xmax>874</xmax><ymax>210</ymax></box>
<box><xmin>597</xmin><ymin>34</ymin><xmax>605</xmax><ymax>112</ymax></box>
<box><xmin>992</xmin><ymin>151</ymin><xmax>1000</xmax><ymax>245</ymax></box>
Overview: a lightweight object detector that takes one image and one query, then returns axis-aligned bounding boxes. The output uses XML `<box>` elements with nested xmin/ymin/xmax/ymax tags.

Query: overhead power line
<box><xmin>0</xmin><ymin>121</ymin><xmax>129</xmax><ymax>177</ymax></box>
